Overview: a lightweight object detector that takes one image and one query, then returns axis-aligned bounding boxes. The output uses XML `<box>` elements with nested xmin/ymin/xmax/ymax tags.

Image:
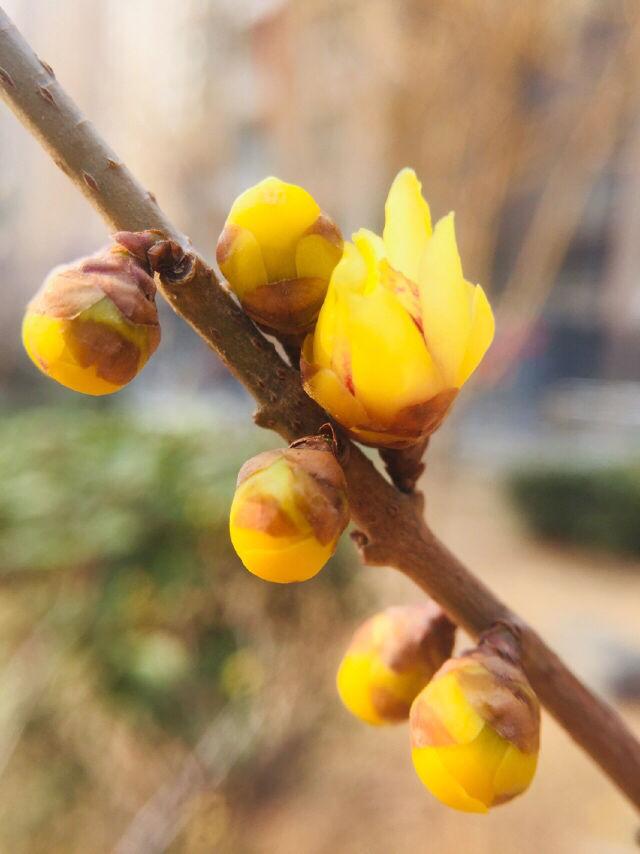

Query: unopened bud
<box><xmin>216</xmin><ymin>177</ymin><xmax>343</xmax><ymax>335</ymax></box>
<box><xmin>410</xmin><ymin>631</ymin><xmax>540</xmax><ymax>813</ymax></box>
<box><xmin>22</xmin><ymin>236</ymin><xmax>160</xmax><ymax>395</ymax></box>
<box><xmin>336</xmin><ymin>603</ymin><xmax>455</xmax><ymax>725</ymax></box>
<box><xmin>229</xmin><ymin>436</ymin><xmax>349</xmax><ymax>583</ymax></box>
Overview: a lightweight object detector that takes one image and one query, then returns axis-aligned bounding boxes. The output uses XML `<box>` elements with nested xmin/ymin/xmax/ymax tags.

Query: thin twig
<box><xmin>491</xmin><ymin>18</ymin><xmax>640</xmax><ymax>383</ymax></box>
<box><xmin>1</xmin><ymin>6</ymin><xmax>639</xmax><ymax>811</ymax></box>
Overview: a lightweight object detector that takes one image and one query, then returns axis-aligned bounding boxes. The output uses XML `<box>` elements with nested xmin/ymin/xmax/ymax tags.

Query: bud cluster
<box><xmin>215</xmin><ymin>169</ymin><xmax>494</xmax><ymax>448</ymax></box>
<box><xmin>217</xmin><ymin>174</ymin><xmax>522</xmax><ymax>814</ymax></box>
<box><xmin>336</xmin><ymin>611</ymin><xmax>541</xmax><ymax>813</ymax></box>
<box><xmin>21</xmin><ymin>170</ymin><xmax>510</xmax><ymax>818</ymax></box>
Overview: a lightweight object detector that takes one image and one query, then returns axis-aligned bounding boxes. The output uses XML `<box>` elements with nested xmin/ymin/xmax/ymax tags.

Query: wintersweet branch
<box><xmin>1</xmin><ymin>6</ymin><xmax>639</xmax><ymax>810</ymax></box>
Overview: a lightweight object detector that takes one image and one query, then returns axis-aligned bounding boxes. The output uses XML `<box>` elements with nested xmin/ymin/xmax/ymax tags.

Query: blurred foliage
<box><xmin>0</xmin><ymin>406</ymin><xmax>360</xmax><ymax>733</ymax></box>
<box><xmin>0</xmin><ymin>406</ymin><xmax>365</xmax><ymax>852</ymax></box>
<box><xmin>507</xmin><ymin>463</ymin><xmax>640</xmax><ymax>557</ymax></box>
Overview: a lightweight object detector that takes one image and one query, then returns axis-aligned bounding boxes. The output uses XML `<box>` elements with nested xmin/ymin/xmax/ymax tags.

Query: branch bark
<box><xmin>1</xmin><ymin>6</ymin><xmax>639</xmax><ymax>811</ymax></box>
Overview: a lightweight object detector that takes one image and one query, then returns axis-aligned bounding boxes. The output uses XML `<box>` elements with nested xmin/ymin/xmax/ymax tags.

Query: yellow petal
<box><xmin>411</xmin><ymin>746</ymin><xmax>488</xmax><ymax>814</ymax></box>
<box><xmin>492</xmin><ymin>743</ymin><xmax>538</xmax><ymax>802</ymax></box>
<box><xmin>309</xmin><ymin>283</ymin><xmax>338</xmax><ymax>369</ymax></box>
<box><xmin>217</xmin><ymin>224</ymin><xmax>268</xmax><ymax>298</ymax></box>
<box><xmin>336</xmin><ymin>653</ymin><xmax>387</xmax><ymax>726</ymax></box>
<box><xmin>327</xmin><ymin>241</ymin><xmax>369</xmax><ymax>294</ymax></box>
<box><xmin>306</xmin><ymin>239</ymin><xmax>444</xmax><ymax>427</ymax></box>
<box><xmin>227</xmin><ymin>177</ymin><xmax>320</xmax><ymax>282</ymax></box>
<box><xmin>230</xmin><ymin>531</ymin><xmax>334</xmax><ymax>583</ymax></box>
<box><xmin>325</xmin><ymin>240</ymin><xmax>443</xmax><ymax>420</ymax></box>
<box><xmin>435</xmin><ymin>725</ymin><xmax>508</xmax><ymax>808</ymax></box>
<box><xmin>23</xmin><ymin>314</ymin><xmax>121</xmax><ymax>396</ymax></box>
<box><xmin>457</xmin><ymin>283</ymin><xmax>495</xmax><ymax>385</ymax></box>
<box><xmin>337</xmin><ymin>649</ymin><xmax>430</xmax><ymax>727</ymax></box>
<box><xmin>23</xmin><ymin>312</ymin><xmax>66</xmax><ymax>368</ymax></box>
<box><xmin>311</xmin><ymin>242</ymin><xmax>367</xmax><ymax>383</ymax></box>
<box><xmin>379</xmin><ymin>263</ymin><xmax>422</xmax><ymax>329</ymax></box>
<box><xmin>418</xmin><ymin>670</ymin><xmax>485</xmax><ymax>745</ymax></box>
<box><xmin>353</xmin><ymin>228</ymin><xmax>386</xmax><ymax>269</ymax></box>
<box><xmin>302</xmin><ymin>364</ymin><xmax>369</xmax><ymax>430</ymax></box>
<box><xmin>228</xmin><ymin>513</ymin><xmax>307</xmax><ymax>554</ymax></box>
<box><xmin>21</xmin><ymin>301</ymin><xmax>154</xmax><ymax>397</ymax></box>
<box><xmin>383</xmin><ymin>168</ymin><xmax>432</xmax><ymax>284</ymax></box>
<box><xmin>295</xmin><ymin>229</ymin><xmax>343</xmax><ymax>282</ymax></box>
<box><xmin>418</xmin><ymin>213</ymin><xmax>475</xmax><ymax>386</ymax></box>
<box><xmin>345</xmin><ymin>286</ymin><xmax>442</xmax><ymax>420</ymax></box>
<box><xmin>231</xmin><ymin>457</ymin><xmax>310</xmax><ymax>539</ymax></box>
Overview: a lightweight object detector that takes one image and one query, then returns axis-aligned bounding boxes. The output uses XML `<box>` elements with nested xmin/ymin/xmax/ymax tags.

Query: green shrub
<box><xmin>506</xmin><ymin>463</ymin><xmax>640</xmax><ymax>557</ymax></box>
<box><xmin>0</xmin><ymin>407</ymin><xmax>361</xmax><ymax>737</ymax></box>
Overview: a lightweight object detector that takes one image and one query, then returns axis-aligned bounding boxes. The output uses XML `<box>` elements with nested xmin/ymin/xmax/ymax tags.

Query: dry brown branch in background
<box><xmin>390</xmin><ymin>1</ymin><xmax>640</xmax><ymax>387</ymax></box>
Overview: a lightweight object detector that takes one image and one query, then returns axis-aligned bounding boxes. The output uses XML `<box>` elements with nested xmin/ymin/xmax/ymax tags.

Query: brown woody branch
<box><xmin>379</xmin><ymin>437</ymin><xmax>429</xmax><ymax>493</ymax></box>
<box><xmin>1</xmin><ymin>6</ymin><xmax>639</xmax><ymax>811</ymax></box>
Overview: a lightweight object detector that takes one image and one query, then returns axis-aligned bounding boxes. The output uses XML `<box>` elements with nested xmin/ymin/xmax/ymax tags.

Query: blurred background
<box><xmin>1</xmin><ymin>0</ymin><xmax>640</xmax><ymax>851</ymax></box>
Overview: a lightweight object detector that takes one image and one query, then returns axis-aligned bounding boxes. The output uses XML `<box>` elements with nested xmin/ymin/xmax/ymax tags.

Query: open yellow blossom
<box><xmin>337</xmin><ymin>603</ymin><xmax>455</xmax><ymax>726</ymax></box>
<box><xmin>22</xmin><ymin>238</ymin><xmax>160</xmax><ymax>396</ymax></box>
<box><xmin>301</xmin><ymin>168</ymin><xmax>494</xmax><ymax>448</ymax></box>
<box><xmin>216</xmin><ymin>177</ymin><xmax>343</xmax><ymax>335</ymax></box>
<box><xmin>410</xmin><ymin>646</ymin><xmax>540</xmax><ymax>813</ymax></box>
<box><xmin>229</xmin><ymin>437</ymin><xmax>349</xmax><ymax>584</ymax></box>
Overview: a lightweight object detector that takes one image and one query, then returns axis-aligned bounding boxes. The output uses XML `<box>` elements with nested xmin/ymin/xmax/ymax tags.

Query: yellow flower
<box><xmin>216</xmin><ymin>177</ymin><xmax>343</xmax><ymax>335</ymax></box>
<box><xmin>336</xmin><ymin>603</ymin><xmax>455</xmax><ymax>726</ymax></box>
<box><xmin>410</xmin><ymin>647</ymin><xmax>540</xmax><ymax>813</ymax></box>
<box><xmin>302</xmin><ymin>168</ymin><xmax>494</xmax><ymax>448</ymax></box>
<box><xmin>229</xmin><ymin>437</ymin><xmax>349</xmax><ymax>584</ymax></box>
<box><xmin>22</xmin><ymin>238</ymin><xmax>160</xmax><ymax>396</ymax></box>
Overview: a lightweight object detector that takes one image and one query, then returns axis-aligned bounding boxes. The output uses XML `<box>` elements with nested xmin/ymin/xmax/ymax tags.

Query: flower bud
<box><xmin>229</xmin><ymin>437</ymin><xmax>349</xmax><ymax>583</ymax></box>
<box><xmin>410</xmin><ymin>639</ymin><xmax>540</xmax><ymax>813</ymax></box>
<box><xmin>22</xmin><ymin>236</ymin><xmax>160</xmax><ymax>396</ymax></box>
<box><xmin>302</xmin><ymin>168</ymin><xmax>494</xmax><ymax>448</ymax></box>
<box><xmin>337</xmin><ymin>603</ymin><xmax>455</xmax><ymax>726</ymax></box>
<box><xmin>216</xmin><ymin>177</ymin><xmax>343</xmax><ymax>335</ymax></box>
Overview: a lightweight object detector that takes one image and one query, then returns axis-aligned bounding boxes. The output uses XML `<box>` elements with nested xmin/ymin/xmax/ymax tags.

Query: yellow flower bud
<box><xmin>229</xmin><ymin>437</ymin><xmax>349</xmax><ymax>583</ymax></box>
<box><xmin>216</xmin><ymin>177</ymin><xmax>343</xmax><ymax>335</ymax></box>
<box><xmin>410</xmin><ymin>642</ymin><xmax>540</xmax><ymax>813</ymax></box>
<box><xmin>22</xmin><ymin>237</ymin><xmax>160</xmax><ymax>396</ymax></box>
<box><xmin>302</xmin><ymin>168</ymin><xmax>495</xmax><ymax>448</ymax></box>
<box><xmin>337</xmin><ymin>603</ymin><xmax>455</xmax><ymax>726</ymax></box>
